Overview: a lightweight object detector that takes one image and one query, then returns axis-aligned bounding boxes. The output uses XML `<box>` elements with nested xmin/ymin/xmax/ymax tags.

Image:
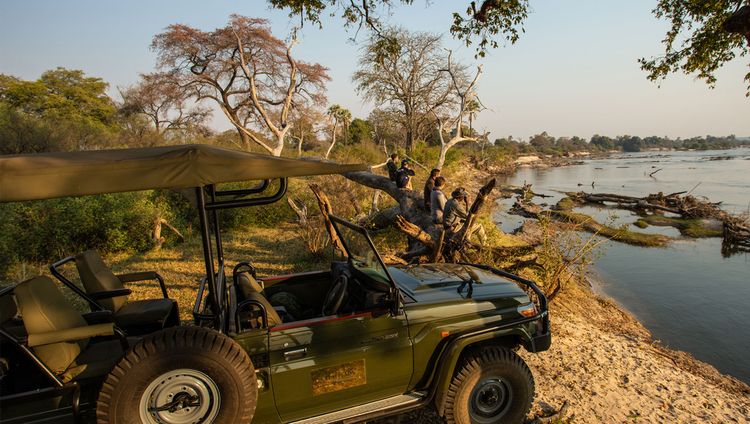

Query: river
<box><xmin>494</xmin><ymin>148</ymin><xmax>750</xmax><ymax>384</ymax></box>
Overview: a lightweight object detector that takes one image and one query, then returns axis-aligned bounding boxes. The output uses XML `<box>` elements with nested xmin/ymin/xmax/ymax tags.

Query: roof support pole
<box><xmin>196</xmin><ymin>187</ymin><xmax>220</xmax><ymax>329</ymax></box>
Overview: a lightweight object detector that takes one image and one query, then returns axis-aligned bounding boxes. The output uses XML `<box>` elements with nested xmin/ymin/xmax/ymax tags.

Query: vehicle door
<box><xmin>269</xmin><ymin>217</ymin><xmax>413</xmax><ymax>422</ymax></box>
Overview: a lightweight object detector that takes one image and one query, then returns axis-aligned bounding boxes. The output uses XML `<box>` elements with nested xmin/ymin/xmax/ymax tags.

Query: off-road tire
<box><xmin>96</xmin><ymin>326</ymin><xmax>257</xmax><ymax>424</ymax></box>
<box><xmin>443</xmin><ymin>346</ymin><xmax>534</xmax><ymax>424</ymax></box>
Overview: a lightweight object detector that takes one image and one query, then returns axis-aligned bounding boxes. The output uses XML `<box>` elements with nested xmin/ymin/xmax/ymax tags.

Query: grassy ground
<box><xmin>94</xmin><ymin>223</ymin><xmax>332</xmax><ymax>321</ymax></box>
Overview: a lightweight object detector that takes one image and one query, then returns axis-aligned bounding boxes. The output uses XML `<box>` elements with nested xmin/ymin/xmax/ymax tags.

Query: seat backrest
<box><xmin>14</xmin><ymin>276</ymin><xmax>88</xmax><ymax>375</ymax></box>
<box><xmin>242</xmin><ymin>291</ymin><xmax>282</xmax><ymax>328</ymax></box>
<box><xmin>75</xmin><ymin>250</ymin><xmax>127</xmax><ymax>312</ymax></box>
<box><xmin>235</xmin><ymin>271</ymin><xmax>264</xmax><ymax>300</ymax></box>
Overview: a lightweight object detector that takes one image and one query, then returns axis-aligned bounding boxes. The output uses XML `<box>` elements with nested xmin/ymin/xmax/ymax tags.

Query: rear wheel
<box><xmin>443</xmin><ymin>346</ymin><xmax>534</xmax><ymax>424</ymax></box>
<box><xmin>97</xmin><ymin>327</ymin><xmax>257</xmax><ymax>424</ymax></box>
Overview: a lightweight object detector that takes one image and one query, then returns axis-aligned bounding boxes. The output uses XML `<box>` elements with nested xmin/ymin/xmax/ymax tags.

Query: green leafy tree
<box><xmin>347</xmin><ymin>118</ymin><xmax>373</xmax><ymax>145</ymax></box>
<box><xmin>639</xmin><ymin>0</ymin><xmax>750</xmax><ymax>95</ymax></box>
<box><xmin>0</xmin><ymin>68</ymin><xmax>117</xmax><ymax>129</ymax></box>
<box><xmin>590</xmin><ymin>134</ymin><xmax>614</xmax><ymax>151</ymax></box>
<box><xmin>0</xmin><ymin>68</ymin><xmax>119</xmax><ymax>152</ymax></box>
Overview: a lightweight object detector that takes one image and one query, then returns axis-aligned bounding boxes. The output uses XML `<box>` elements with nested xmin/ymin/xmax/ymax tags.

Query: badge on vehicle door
<box><xmin>311</xmin><ymin>359</ymin><xmax>367</xmax><ymax>396</ymax></box>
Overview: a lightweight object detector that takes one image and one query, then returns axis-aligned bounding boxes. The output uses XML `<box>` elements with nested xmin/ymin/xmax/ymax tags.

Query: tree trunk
<box><xmin>437</xmin><ymin>144</ymin><xmax>449</xmax><ymax>170</ymax></box>
<box><xmin>405</xmin><ymin>128</ymin><xmax>414</xmax><ymax>154</ymax></box>
<box><xmin>325</xmin><ymin>122</ymin><xmax>337</xmax><ymax>159</ymax></box>
<box><xmin>309</xmin><ymin>184</ymin><xmax>346</xmax><ymax>255</ymax></box>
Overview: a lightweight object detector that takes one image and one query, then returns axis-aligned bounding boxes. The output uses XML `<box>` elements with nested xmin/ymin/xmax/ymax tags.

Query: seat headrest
<box><xmin>236</xmin><ymin>271</ymin><xmax>264</xmax><ymax>296</ymax></box>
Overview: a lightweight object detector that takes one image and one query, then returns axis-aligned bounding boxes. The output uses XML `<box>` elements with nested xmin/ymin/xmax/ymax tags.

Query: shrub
<box><xmin>0</xmin><ymin>192</ymin><xmax>159</xmax><ymax>276</ymax></box>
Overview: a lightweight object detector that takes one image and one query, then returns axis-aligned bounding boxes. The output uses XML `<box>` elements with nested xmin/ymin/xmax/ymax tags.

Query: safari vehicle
<box><xmin>0</xmin><ymin>144</ymin><xmax>550</xmax><ymax>424</ymax></box>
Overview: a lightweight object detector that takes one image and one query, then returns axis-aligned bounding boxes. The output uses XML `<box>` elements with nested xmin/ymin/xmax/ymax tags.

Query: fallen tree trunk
<box><xmin>309</xmin><ymin>183</ymin><xmax>346</xmax><ymax>255</ymax></box>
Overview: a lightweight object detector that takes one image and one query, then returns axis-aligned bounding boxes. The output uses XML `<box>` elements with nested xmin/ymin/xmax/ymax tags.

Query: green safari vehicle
<box><xmin>0</xmin><ymin>144</ymin><xmax>551</xmax><ymax>424</ymax></box>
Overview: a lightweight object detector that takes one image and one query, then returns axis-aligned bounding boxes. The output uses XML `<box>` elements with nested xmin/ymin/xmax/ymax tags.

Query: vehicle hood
<box><xmin>388</xmin><ymin>263</ymin><xmax>528</xmax><ymax>304</ymax></box>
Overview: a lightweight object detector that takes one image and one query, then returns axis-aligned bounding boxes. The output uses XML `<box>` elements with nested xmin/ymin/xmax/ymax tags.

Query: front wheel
<box><xmin>96</xmin><ymin>327</ymin><xmax>257</xmax><ymax>424</ymax></box>
<box><xmin>443</xmin><ymin>346</ymin><xmax>534</xmax><ymax>424</ymax></box>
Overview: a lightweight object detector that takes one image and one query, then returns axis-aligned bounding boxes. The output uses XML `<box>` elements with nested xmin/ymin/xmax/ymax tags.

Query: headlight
<box><xmin>517</xmin><ymin>302</ymin><xmax>538</xmax><ymax>318</ymax></box>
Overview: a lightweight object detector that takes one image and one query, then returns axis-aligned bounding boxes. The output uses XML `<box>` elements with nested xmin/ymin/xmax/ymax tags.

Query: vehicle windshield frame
<box><xmin>329</xmin><ymin>215</ymin><xmax>397</xmax><ymax>291</ymax></box>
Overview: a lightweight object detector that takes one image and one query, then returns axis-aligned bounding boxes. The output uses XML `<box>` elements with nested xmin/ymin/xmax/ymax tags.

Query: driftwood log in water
<box><xmin>551</xmin><ymin>191</ymin><xmax>750</xmax><ymax>250</ymax></box>
<box><xmin>570</xmin><ymin>191</ymin><xmax>725</xmax><ymax>219</ymax></box>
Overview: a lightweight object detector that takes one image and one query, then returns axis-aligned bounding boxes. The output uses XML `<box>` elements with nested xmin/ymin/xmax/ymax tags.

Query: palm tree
<box><xmin>325</xmin><ymin>104</ymin><xmax>351</xmax><ymax>159</ymax></box>
<box><xmin>465</xmin><ymin>99</ymin><xmax>481</xmax><ymax>135</ymax></box>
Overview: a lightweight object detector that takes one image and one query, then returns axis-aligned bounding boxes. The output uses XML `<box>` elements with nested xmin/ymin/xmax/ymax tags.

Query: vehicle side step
<box><xmin>290</xmin><ymin>392</ymin><xmax>427</xmax><ymax>424</ymax></box>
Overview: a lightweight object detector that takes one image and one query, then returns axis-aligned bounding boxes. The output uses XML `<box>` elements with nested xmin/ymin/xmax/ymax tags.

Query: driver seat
<box><xmin>234</xmin><ymin>270</ymin><xmax>282</xmax><ymax>328</ymax></box>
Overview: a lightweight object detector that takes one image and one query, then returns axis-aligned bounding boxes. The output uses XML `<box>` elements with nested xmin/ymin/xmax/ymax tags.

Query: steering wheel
<box><xmin>322</xmin><ymin>273</ymin><xmax>349</xmax><ymax>316</ymax></box>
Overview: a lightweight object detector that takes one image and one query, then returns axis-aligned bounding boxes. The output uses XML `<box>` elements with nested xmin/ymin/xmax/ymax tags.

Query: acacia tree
<box><xmin>151</xmin><ymin>15</ymin><xmax>330</xmax><ymax>156</ymax></box>
<box><xmin>325</xmin><ymin>104</ymin><xmax>351</xmax><ymax>159</ymax></box>
<box><xmin>119</xmin><ymin>72</ymin><xmax>210</xmax><ymax>138</ymax></box>
<box><xmin>434</xmin><ymin>52</ymin><xmax>484</xmax><ymax>169</ymax></box>
<box><xmin>353</xmin><ymin>28</ymin><xmax>452</xmax><ymax>153</ymax></box>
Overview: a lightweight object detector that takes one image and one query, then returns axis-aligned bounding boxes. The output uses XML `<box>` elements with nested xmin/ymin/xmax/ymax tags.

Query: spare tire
<box><xmin>96</xmin><ymin>326</ymin><xmax>257</xmax><ymax>424</ymax></box>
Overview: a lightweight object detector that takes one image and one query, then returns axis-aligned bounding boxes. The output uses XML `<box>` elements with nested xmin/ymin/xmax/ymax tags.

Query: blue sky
<box><xmin>1</xmin><ymin>0</ymin><xmax>748</xmax><ymax>140</ymax></box>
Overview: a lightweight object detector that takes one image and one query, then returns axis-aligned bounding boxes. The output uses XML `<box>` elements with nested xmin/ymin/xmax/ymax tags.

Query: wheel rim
<box><xmin>468</xmin><ymin>377</ymin><xmax>513</xmax><ymax>423</ymax></box>
<box><xmin>139</xmin><ymin>368</ymin><xmax>221</xmax><ymax>424</ymax></box>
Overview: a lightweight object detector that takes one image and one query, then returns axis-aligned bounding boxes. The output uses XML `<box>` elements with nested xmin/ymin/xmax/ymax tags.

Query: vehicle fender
<box><xmin>432</xmin><ymin>326</ymin><xmax>530</xmax><ymax>415</ymax></box>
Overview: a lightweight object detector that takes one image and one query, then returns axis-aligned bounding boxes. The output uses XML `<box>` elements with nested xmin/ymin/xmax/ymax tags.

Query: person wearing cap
<box><xmin>386</xmin><ymin>153</ymin><xmax>399</xmax><ymax>182</ymax></box>
<box><xmin>423</xmin><ymin>168</ymin><xmax>441</xmax><ymax>211</ymax></box>
<box><xmin>444</xmin><ymin>187</ymin><xmax>487</xmax><ymax>243</ymax></box>
<box><xmin>395</xmin><ymin>159</ymin><xmax>415</xmax><ymax>189</ymax></box>
<box><xmin>430</xmin><ymin>176</ymin><xmax>447</xmax><ymax>224</ymax></box>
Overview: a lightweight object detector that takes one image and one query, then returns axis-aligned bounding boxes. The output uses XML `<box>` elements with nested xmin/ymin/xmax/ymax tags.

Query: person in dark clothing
<box><xmin>386</xmin><ymin>153</ymin><xmax>399</xmax><ymax>182</ymax></box>
<box><xmin>423</xmin><ymin>168</ymin><xmax>441</xmax><ymax>211</ymax></box>
<box><xmin>395</xmin><ymin>159</ymin><xmax>415</xmax><ymax>189</ymax></box>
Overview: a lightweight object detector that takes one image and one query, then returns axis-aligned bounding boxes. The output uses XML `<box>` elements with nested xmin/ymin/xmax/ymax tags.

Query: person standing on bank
<box><xmin>386</xmin><ymin>153</ymin><xmax>399</xmax><ymax>182</ymax></box>
<box><xmin>430</xmin><ymin>176</ymin><xmax>447</xmax><ymax>224</ymax></box>
<box><xmin>424</xmin><ymin>168</ymin><xmax>441</xmax><ymax>211</ymax></box>
<box><xmin>396</xmin><ymin>159</ymin><xmax>415</xmax><ymax>189</ymax></box>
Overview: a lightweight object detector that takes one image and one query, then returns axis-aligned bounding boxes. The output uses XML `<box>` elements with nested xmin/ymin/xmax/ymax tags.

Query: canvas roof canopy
<box><xmin>0</xmin><ymin>144</ymin><xmax>367</xmax><ymax>202</ymax></box>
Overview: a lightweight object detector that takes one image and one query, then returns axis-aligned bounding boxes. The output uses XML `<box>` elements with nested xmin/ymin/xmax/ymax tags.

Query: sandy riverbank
<box><xmin>519</xmin><ymin>280</ymin><xmax>750</xmax><ymax>423</ymax></box>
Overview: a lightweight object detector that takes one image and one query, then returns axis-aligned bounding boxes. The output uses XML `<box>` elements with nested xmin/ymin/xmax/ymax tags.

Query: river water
<box><xmin>494</xmin><ymin>148</ymin><xmax>750</xmax><ymax>384</ymax></box>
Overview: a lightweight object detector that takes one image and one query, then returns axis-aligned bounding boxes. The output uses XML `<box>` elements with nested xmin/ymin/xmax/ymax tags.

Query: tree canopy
<box><xmin>269</xmin><ymin>0</ymin><xmax>750</xmax><ymax>94</ymax></box>
<box><xmin>639</xmin><ymin>0</ymin><xmax>750</xmax><ymax>95</ymax></box>
<box><xmin>0</xmin><ymin>68</ymin><xmax>119</xmax><ymax>153</ymax></box>
<box><xmin>353</xmin><ymin>27</ymin><xmax>455</xmax><ymax>152</ymax></box>
<box><xmin>0</xmin><ymin>68</ymin><xmax>117</xmax><ymax>129</ymax></box>
<box><xmin>151</xmin><ymin>15</ymin><xmax>330</xmax><ymax>156</ymax></box>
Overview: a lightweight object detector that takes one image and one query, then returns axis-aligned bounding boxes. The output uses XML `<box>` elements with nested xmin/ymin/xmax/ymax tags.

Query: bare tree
<box><xmin>353</xmin><ymin>27</ymin><xmax>452</xmax><ymax>153</ymax></box>
<box><xmin>119</xmin><ymin>72</ymin><xmax>210</xmax><ymax>139</ymax></box>
<box><xmin>325</xmin><ymin>104</ymin><xmax>351</xmax><ymax>159</ymax></box>
<box><xmin>151</xmin><ymin>15</ymin><xmax>330</xmax><ymax>156</ymax></box>
<box><xmin>434</xmin><ymin>51</ymin><xmax>484</xmax><ymax>169</ymax></box>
